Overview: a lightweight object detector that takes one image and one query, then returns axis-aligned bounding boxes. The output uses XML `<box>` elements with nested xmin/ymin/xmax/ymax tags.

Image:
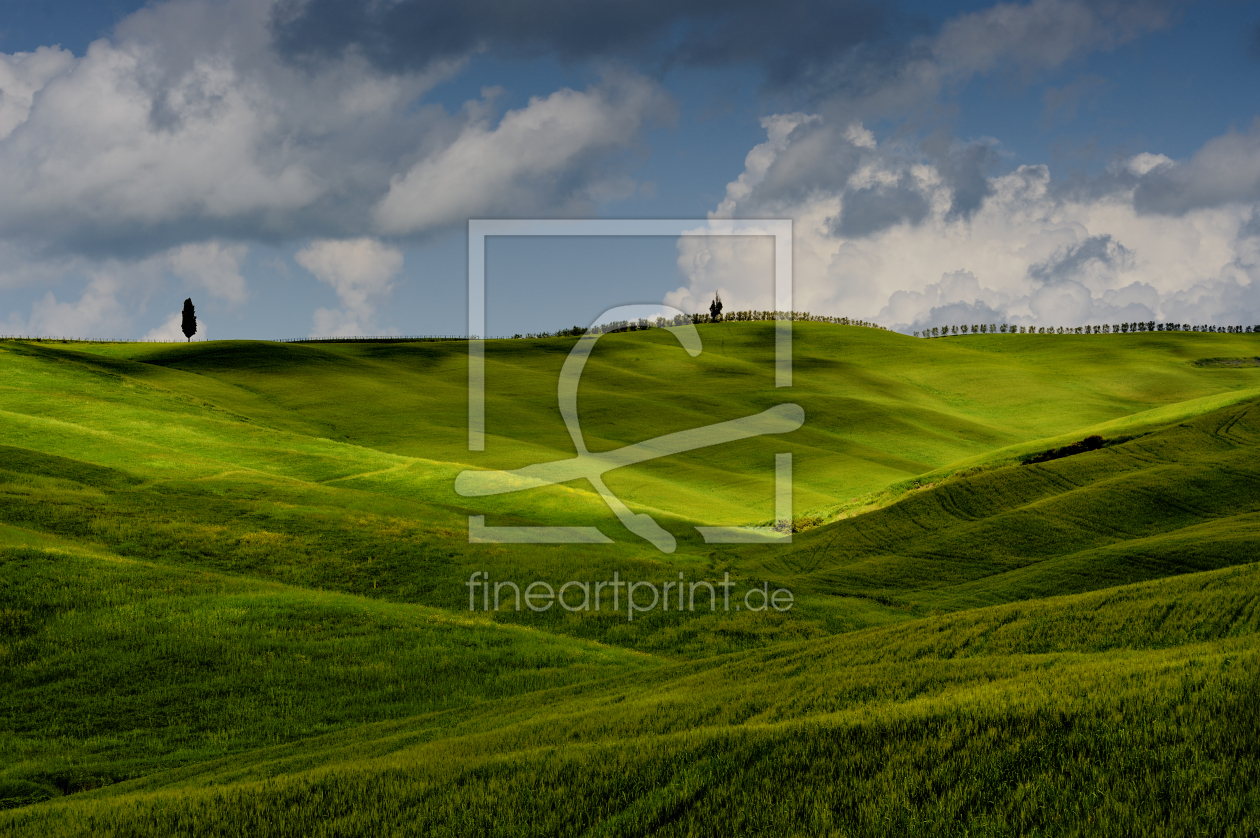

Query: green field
<box><xmin>2</xmin><ymin>323</ymin><xmax>1259</xmax><ymax>835</ymax></box>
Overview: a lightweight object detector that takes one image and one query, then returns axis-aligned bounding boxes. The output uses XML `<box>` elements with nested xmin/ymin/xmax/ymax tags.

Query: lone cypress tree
<box><xmin>181</xmin><ymin>298</ymin><xmax>197</xmax><ymax>342</ymax></box>
<box><xmin>709</xmin><ymin>292</ymin><xmax>723</xmax><ymax>323</ymax></box>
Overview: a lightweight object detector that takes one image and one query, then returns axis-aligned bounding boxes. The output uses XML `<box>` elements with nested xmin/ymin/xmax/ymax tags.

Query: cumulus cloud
<box><xmin>1134</xmin><ymin>120</ymin><xmax>1260</xmax><ymax>215</ymax></box>
<box><xmin>1027</xmin><ymin>234</ymin><xmax>1134</xmax><ymax>285</ymax></box>
<box><xmin>144</xmin><ymin>310</ymin><xmax>207</xmax><ymax>342</ymax></box>
<box><xmin>0</xmin><ymin>0</ymin><xmax>1216</xmax><ymax>339</ymax></box>
<box><xmin>712</xmin><ymin>114</ymin><xmax>824</xmax><ymax>215</ymax></box>
<box><xmin>928</xmin><ymin>138</ymin><xmax>1002</xmax><ymax>221</ymax></box>
<box><xmin>1</xmin><ymin>275</ymin><xmax>133</xmax><ymax>339</ymax></box>
<box><xmin>657</xmin><ymin>0</ymin><xmax>1250</xmax><ymax>330</ymax></box>
<box><xmin>664</xmin><ymin>233</ymin><xmax>776</xmax><ymax>316</ymax></box>
<box><xmin>831</xmin><ymin>173</ymin><xmax>932</xmax><ymax>238</ymax></box>
<box><xmin>167</xmin><ymin>242</ymin><xmax>249</xmax><ymax>304</ymax></box>
<box><xmin>374</xmin><ymin>75</ymin><xmax>672</xmax><ymax>234</ymax></box>
<box><xmin>0</xmin><ymin>9</ymin><xmax>328</xmax><ymax>250</ymax></box>
<box><xmin>0</xmin><ymin>0</ymin><xmax>681</xmax><ymax>336</ymax></box>
<box><xmin>0</xmin><ymin>46</ymin><xmax>75</xmax><ymax>140</ymax></box>
<box><xmin>296</xmin><ymin>238</ymin><xmax>403</xmax><ymax>336</ymax></box>
<box><xmin>671</xmin><ymin>113</ymin><xmax>1260</xmax><ymax>332</ymax></box>
<box><xmin>0</xmin><ymin>0</ymin><xmax>667</xmax><ymax>256</ymax></box>
<box><xmin>0</xmin><ymin>240</ymin><xmax>247</xmax><ymax>339</ymax></box>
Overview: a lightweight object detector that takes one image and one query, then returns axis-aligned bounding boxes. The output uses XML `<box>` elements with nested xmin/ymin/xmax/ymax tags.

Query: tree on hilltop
<box><xmin>181</xmin><ymin>298</ymin><xmax>197</xmax><ymax>342</ymax></box>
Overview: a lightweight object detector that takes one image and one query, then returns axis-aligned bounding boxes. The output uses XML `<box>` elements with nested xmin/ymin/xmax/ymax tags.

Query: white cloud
<box><xmin>144</xmin><ymin>309</ymin><xmax>206</xmax><ymax>342</ymax></box>
<box><xmin>0</xmin><ymin>0</ymin><xmax>663</xmax><ymax>254</ymax></box>
<box><xmin>374</xmin><ymin>75</ymin><xmax>672</xmax><ymax>234</ymax></box>
<box><xmin>712</xmin><ymin>113</ymin><xmax>819</xmax><ymax>219</ymax></box>
<box><xmin>0</xmin><ymin>33</ymin><xmax>324</xmax><ymax>235</ymax></box>
<box><xmin>0</xmin><ymin>0</ymin><xmax>1221</xmax><ymax>340</ymax></box>
<box><xmin>296</xmin><ymin>237</ymin><xmax>403</xmax><ymax>336</ymax></box>
<box><xmin>166</xmin><ymin>241</ymin><xmax>248</xmax><ymax>304</ymax></box>
<box><xmin>674</xmin><ymin>115</ymin><xmax>1260</xmax><ymax>331</ymax></box>
<box><xmin>7</xmin><ymin>275</ymin><xmax>132</xmax><ymax>339</ymax></box>
<box><xmin>683</xmin><ymin>0</ymin><xmax>1229</xmax><ymax>333</ymax></box>
<box><xmin>664</xmin><ymin>233</ymin><xmax>777</xmax><ymax>316</ymax></box>
<box><xmin>0</xmin><ymin>0</ymin><xmax>673</xmax><ymax>339</ymax></box>
<box><xmin>0</xmin><ymin>46</ymin><xmax>75</xmax><ymax>140</ymax></box>
<box><xmin>1127</xmin><ymin>152</ymin><xmax>1172</xmax><ymax>177</ymax></box>
<box><xmin>0</xmin><ymin>241</ymin><xmax>245</xmax><ymax>338</ymax></box>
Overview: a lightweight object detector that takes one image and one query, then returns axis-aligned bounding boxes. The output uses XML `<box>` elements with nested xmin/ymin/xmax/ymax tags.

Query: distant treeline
<box><xmin>0</xmin><ymin>336</ymin><xmax>180</xmax><ymax>344</ymax></box>
<box><xmin>0</xmin><ymin>335</ymin><xmax>475</xmax><ymax>344</ymax></box>
<box><xmin>517</xmin><ymin>311</ymin><xmax>887</xmax><ymax>339</ymax></box>
<box><xmin>6</xmin><ymin>315</ymin><xmax>1257</xmax><ymax>345</ymax></box>
<box><xmin>916</xmin><ymin>322</ymin><xmax>1259</xmax><ymax>338</ymax></box>
<box><xmin>281</xmin><ymin>336</ymin><xmax>468</xmax><ymax>343</ymax></box>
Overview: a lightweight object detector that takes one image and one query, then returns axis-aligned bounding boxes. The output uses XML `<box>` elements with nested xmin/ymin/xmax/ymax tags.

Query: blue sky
<box><xmin>1</xmin><ymin>0</ymin><xmax>1259</xmax><ymax>339</ymax></box>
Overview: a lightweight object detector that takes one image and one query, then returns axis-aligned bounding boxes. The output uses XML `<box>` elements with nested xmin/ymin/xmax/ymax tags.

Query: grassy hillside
<box><xmin>2</xmin><ymin>324</ymin><xmax>1259</xmax><ymax>834</ymax></box>
<box><xmin>43</xmin><ymin>323</ymin><xmax>1260</xmax><ymax>523</ymax></box>
<box><xmin>4</xmin><ymin>561</ymin><xmax>1257</xmax><ymax>835</ymax></box>
<box><xmin>755</xmin><ymin>393</ymin><xmax>1260</xmax><ymax>610</ymax></box>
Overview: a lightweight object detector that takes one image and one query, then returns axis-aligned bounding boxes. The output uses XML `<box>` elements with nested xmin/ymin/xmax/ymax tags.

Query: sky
<box><xmin>1</xmin><ymin>0</ymin><xmax>1259</xmax><ymax>339</ymax></box>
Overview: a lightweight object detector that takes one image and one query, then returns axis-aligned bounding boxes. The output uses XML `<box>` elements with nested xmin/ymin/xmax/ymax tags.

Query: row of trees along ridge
<box><xmin>511</xmin><ymin>310</ymin><xmax>888</xmax><ymax>340</ymax></box>
<box><xmin>914</xmin><ymin>322</ymin><xmax>1260</xmax><ymax>337</ymax></box>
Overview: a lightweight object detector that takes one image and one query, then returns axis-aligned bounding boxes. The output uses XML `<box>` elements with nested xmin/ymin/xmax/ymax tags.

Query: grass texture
<box><xmin>1</xmin><ymin>324</ymin><xmax>1258</xmax><ymax>835</ymax></box>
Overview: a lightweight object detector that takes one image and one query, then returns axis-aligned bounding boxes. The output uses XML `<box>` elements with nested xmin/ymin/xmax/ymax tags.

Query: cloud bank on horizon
<box><xmin>669</xmin><ymin>112</ymin><xmax>1260</xmax><ymax>332</ymax></box>
<box><xmin>0</xmin><ymin>0</ymin><xmax>1258</xmax><ymax>337</ymax></box>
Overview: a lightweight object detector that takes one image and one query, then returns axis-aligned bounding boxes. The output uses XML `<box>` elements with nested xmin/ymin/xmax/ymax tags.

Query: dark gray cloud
<box><xmin>269</xmin><ymin>0</ymin><xmax>897</xmax><ymax>88</ymax></box>
<box><xmin>752</xmin><ymin>121</ymin><xmax>865</xmax><ymax>204</ymax></box>
<box><xmin>924</xmin><ymin>138</ymin><xmax>999</xmax><ymax>221</ymax></box>
<box><xmin>912</xmin><ymin>300</ymin><xmax>1009</xmax><ymax>331</ymax></box>
<box><xmin>1028</xmin><ymin>234</ymin><xmax>1133</xmax><ymax>284</ymax></box>
<box><xmin>830</xmin><ymin>173</ymin><xmax>931</xmax><ymax>238</ymax></box>
<box><xmin>724</xmin><ymin>119</ymin><xmax>1000</xmax><ymax>238</ymax></box>
<box><xmin>1241</xmin><ymin>209</ymin><xmax>1260</xmax><ymax>240</ymax></box>
<box><xmin>270</xmin><ymin>0</ymin><xmax>1177</xmax><ymax>107</ymax></box>
<box><xmin>944</xmin><ymin>144</ymin><xmax>998</xmax><ymax>220</ymax></box>
<box><xmin>1133</xmin><ymin>130</ymin><xmax>1260</xmax><ymax>216</ymax></box>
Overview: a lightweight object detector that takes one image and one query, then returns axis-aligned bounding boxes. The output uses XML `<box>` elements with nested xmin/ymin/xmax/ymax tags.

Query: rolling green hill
<box><xmin>2</xmin><ymin>324</ymin><xmax>1259</xmax><ymax>835</ymax></box>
